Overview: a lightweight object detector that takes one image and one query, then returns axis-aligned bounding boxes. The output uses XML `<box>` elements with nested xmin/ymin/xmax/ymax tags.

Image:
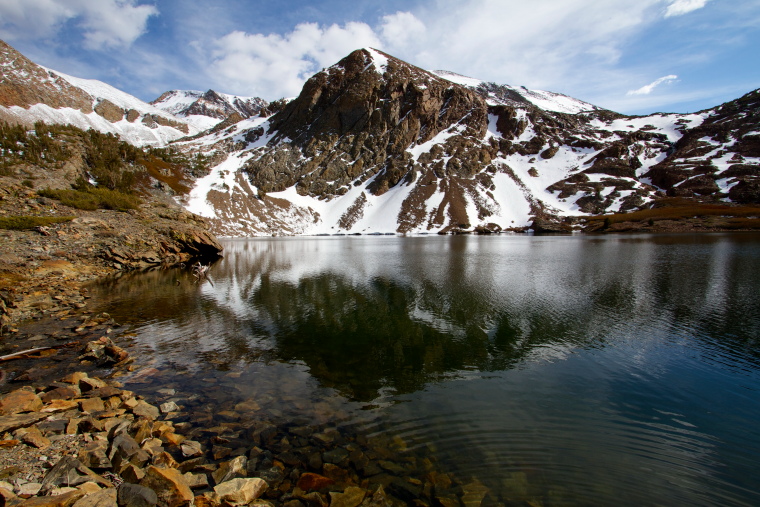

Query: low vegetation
<box><xmin>0</xmin><ymin>215</ymin><xmax>74</xmax><ymax>230</ymax></box>
<box><xmin>38</xmin><ymin>187</ymin><xmax>141</xmax><ymax>211</ymax></box>
<box><xmin>1</xmin><ymin>120</ymin><xmax>210</xmax><ymax>199</ymax></box>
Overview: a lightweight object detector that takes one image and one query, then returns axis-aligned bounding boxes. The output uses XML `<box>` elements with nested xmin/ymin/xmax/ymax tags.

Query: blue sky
<box><xmin>1</xmin><ymin>0</ymin><xmax>758</xmax><ymax>115</ymax></box>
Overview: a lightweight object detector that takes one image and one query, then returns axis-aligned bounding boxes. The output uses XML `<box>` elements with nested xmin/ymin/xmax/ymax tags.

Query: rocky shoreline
<box><xmin>0</xmin><ymin>314</ymin><xmax>478</xmax><ymax>507</ymax></box>
<box><xmin>0</xmin><ymin>181</ymin><xmax>222</xmax><ymax>332</ymax></box>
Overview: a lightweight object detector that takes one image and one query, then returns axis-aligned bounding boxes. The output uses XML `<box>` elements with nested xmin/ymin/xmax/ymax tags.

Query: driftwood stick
<box><xmin>0</xmin><ymin>342</ymin><xmax>79</xmax><ymax>362</ymax></box>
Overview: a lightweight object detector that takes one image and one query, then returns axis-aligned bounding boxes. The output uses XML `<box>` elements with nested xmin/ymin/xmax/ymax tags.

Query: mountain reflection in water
<box><xmin>94</xmin><ymin>234</ymin><xmax>760</xmax><ymax>401</ymax></box>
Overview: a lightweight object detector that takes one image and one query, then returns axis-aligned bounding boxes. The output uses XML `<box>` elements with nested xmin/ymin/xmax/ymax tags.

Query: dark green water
<box><xmin>92</xmin><ymin>234</ymin><xmax>760</xmax><ymax>506</ymax></box>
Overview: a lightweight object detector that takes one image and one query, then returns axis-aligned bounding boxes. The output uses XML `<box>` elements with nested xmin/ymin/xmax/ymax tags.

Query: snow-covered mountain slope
<box><xmin>151</xmin><ymin>89</ymin><xmax>268</xmax><ymax>131</ymax></box>
<box><xmin>174</xmin><ymin>48</ymin><xmax>759</xmax><ymax>237</ymax></box>
<box><xmin>0</xmin><ymin>40</ymin><xmax>196</xmax><ymax>147</ymax></box>
<box><xmin>431</xmin><ymin>70</ymin><xmax>602</xmax><ymax>114</ymax></box>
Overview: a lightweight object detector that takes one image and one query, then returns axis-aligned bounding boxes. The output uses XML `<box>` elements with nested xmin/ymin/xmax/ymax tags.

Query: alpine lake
<box><xmin>88</xmin><ymin>233</ymin><xmax>760</xmax><ymax>506</ymax></box>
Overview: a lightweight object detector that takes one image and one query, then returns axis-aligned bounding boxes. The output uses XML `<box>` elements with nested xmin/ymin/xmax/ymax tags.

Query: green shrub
<box><xmin>39</xmin><ymin>187</ymin><xmax>141</xmax><ymax>211</ymax></box>
<box><xmin>0</xmin><ymin>216</ymin><xmax>74</xmax><ymax>230</ymax></box>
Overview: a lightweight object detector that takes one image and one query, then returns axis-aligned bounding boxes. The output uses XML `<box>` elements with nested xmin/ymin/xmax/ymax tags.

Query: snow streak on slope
<box><xmin>5</xmin><ymin>104</ymin><xmax>189</xmax><ymax>147</ymax></box>
<box><xmin>431</xmin><ymin>70</ymin><xmax>600</xmax><ymax>114</ymax></box>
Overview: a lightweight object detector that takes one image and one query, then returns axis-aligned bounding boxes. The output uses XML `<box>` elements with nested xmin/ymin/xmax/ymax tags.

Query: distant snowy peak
<box><xmin>0</xmin><ymin>39</ymin><xmax>196</xmax><ymax>147</ymax></box>
<box><xmin>151</xmin><ymin>89</ymin><xmax>269</xmax><ymax>131</ymax></box>
<box><xmin>431</xmin><ymin>70</ymin><xmax>602</xmax><ymax>114</ymax></box>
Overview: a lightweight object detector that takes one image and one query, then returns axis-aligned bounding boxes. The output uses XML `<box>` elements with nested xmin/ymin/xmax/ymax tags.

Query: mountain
<box><xmin>430</xmin><ymin>70</ymin><xmax>602</xmax><ymax>114</ymax></box>
<box><xmin>0</xmin><ymin>40</ymin><xmax>196</xmax><ymax>147</ymax></box>
<box><xmin>151</xmin><ymin>89</ymin><xmax>269</xmax><ymax>131</ymax></box>
<box><xmin>2</xmin><ymin>42</ymin><xmax>757</xmax><ymax>235</ymax></box>
<box><xmin>175</xmin><ymin>48</ymin><xmax>759</xmax><ymax>236</ymax></box>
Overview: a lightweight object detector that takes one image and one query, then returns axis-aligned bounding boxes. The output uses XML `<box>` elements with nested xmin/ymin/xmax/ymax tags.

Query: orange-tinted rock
<box><xmin>0</xmin><ymin>388</ymin><xmax>42</xmax><ymax>415</ymax></box>
<box><xmin>140</xmin><ymin>466</ymin><xmax>193</xmax><ymax>507</ymax></box>
<box><xmin>296</xmin><ymin>473</ymin><xmax>335</xmax><ymax>492</ymax></box>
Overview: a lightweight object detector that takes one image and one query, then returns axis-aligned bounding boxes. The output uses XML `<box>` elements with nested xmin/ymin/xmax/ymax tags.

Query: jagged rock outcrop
<box><xmin>151</xmin><ymin>89</ymin><xmax>269</xmax><ymax>130</ymax></box>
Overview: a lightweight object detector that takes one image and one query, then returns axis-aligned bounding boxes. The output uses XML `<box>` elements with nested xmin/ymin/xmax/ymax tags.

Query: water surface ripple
<box><xmin>92</xmin><ymin>233</ymin><xmax>760</xmax><ymax>506</ymax></box>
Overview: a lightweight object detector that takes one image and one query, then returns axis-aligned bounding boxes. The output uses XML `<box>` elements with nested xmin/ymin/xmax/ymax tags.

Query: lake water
<box><xmin>91</xmin><ymin>233</ymin><xmax>760</xmax><ymax>506</ymax></box>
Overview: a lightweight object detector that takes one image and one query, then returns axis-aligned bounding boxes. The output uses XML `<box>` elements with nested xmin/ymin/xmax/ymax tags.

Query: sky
<box><xmin>0</xmin><ymin>0</ymin><xmax>758</xmax><ymax>115</ymax></box>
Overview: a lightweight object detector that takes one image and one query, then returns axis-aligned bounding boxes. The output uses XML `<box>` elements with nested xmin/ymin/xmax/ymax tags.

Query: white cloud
<box><xmin>664</xmin><ymin>0</ymin><xmax>711</xmax><ymax>17</ymax></box>
<box><xmin>627</xmin><ymin>75</ymin><xmax>679</xmax><ymax>95</ymax></box>
<box><xmin>380</xmin><ymin>11</ymin><xmax>426</xmax><ymax>50</ymax></box>
<box><xmin>0</xmin><ymin>0</ymin><xmax>157</xmax><ymax>48</ymax></box>
<box><xmin>208</xmin><ymin>22</ymin><xmax>381</xmax><ymax>99</ymax></box>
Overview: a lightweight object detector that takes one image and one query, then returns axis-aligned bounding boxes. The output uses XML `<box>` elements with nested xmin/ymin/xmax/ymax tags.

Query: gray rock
<box><xmin>131</xmin><ymin>401</ymin><xmax>159</xmax><ymax>420</ymax></box>
<box><xmin>118</xmin><ymin>483</ymin><xmax>158</xmax><ymax>507</ymax></box>
<box><xmin>159</xmin><ymin>402</ymin><xmax>179</xmax><ymax>414</ymax></box>
<box><xmin>211</xmin><ymin>455</ymin><xmax>247</xmax><ymax>485</ymax></box>
<box><xmin>40</xmin><ymin>456</ymin><xmax>112</xmax><ymax>494</ymax></box>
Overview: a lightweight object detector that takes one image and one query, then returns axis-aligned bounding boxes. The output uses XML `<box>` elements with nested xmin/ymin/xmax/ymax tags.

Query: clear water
<box><xmin>91</xmin><ymin>234</ymin><xmax>760</xmax><ymax>506</ymax></box>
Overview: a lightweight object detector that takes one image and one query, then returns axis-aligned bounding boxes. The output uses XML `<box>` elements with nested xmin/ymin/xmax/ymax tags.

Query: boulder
<box><xmin>213</xmin><ymin>478</ymin><xmax>267</xmax><ymax>506</ymax></box>
<box><xmin>117</xmin><ymin>483</ymin><xmax>157</xmax><ymax>507</ymax></box>
<box><xmin>139</xmin><ymin>467</ymin><xmax>193</xmax><ymax>507</ymax></box>
<box><xmin>0</xmin><ymin>388</ymin><xmax>43</xmax><ymax>415</ymax></box>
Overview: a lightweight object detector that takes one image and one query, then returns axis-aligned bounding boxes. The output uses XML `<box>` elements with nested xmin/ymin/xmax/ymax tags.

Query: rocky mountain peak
<box><xmin>151</xmin><ymin>88</ymin><xmax>269</xmax><ymax>130</ymax></box>
<box><xmin>247</xmin><ymin>48</ymin><xmax>488</xmax><ymax>198</ymax></box>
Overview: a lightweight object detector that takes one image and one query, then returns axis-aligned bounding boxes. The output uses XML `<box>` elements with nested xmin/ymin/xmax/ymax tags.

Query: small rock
<box><xmin>131</xmin><ymin>401</ymin><xmax>159</xmax><ymax>421</ymax></box>
<box><xmin>152</xmin><ymin>451</ymin><xmax>179</xmax><ymax>469</ymax></box>
<box><xmin>71</xmin><ymin>488</ymin><xmax>117</xmax><ymax>507</ymax></box>
<box><xmin>211</xmin><ymin>456</ymin><xmax>246</xmax><ymax>485</ymax></box>
<box><xmin>139</xmin><ymin>466</ymin><xmax>193</xmax><ymax>507</ymax></box>
<box><xmin>322</xmin><ymin>448</ymin><xmax>349</xmax><ymax>465</ymax></box>
<box><xmin>77</xmin><ymin>483</ymin><xmax>102</xmax><ymax>494</ymax></box>
<box><xmin>40</xmin><ymin>457</ymin><xmax>112</xmax><ymax>494</ymax></box>
<box><xmin>213</xmin><ymin>478</ymin><xmax>268</xmax><ymax>506</ymax></box>
<box><xmin>21</xmin><ymin>489</ymin><xmax>86</xmax><ymax>506</ymax></box>
<box><xmin>0</xmin><ymin>388</ymin><xmax>43</xmax><ymax>415</ymax></box>
<box><xmin>16</xmin><ymin>481</ymin><xmax>43</xmax><ymax>498</ymax></box>
<box><xmin>78</xmin><ymin>440</ymin><xmax>112</xmax><ymax>469</ymax></box>
<box><xmin>80</xmin><ymin>398</ymin><xmax>106</xmax><ymax>413</ymax></box>
<box><xmin>118</xmin><ymin>483</ymin><xmax>157</xmax><ymax>507</ymax></box>
<box><xmin>296</xmin><ymin>473</ymin><xmax>334</xmax><ymax>492</ymax></box>
<box><xmin>211</xmin><ymin>446</ymin><xmax>231</xmax><ymax>461</ymax></box>
<box><xmin>79</xmin><ymin>377</ymin><xmax>107</xmax><ymax>393</ymax></box>
<box><xmin>329</xmin><ymin>486</ymin><xmax>366</xmax><ymax>507</ymax></box>
<box><xmin>15</xmin><ymin>426</ymin><xmax>51</xmax><ymax>449</ymax></box>
<box><xmin>120</xmin><ymin>465</ymin><xmax>146</xmax><ymax>484</ymax></box>
<box><xmin>0</xmin><ymin>486</ymin><xmax>18</xmax><ymax>506</ymax></box>
<box><xmin>182</xmin><ymin>473</ymin><xmax>208</xmax><ymax>490</ymax></box>
<box><xmin>62</xmin><ymin>372</ymin><xmax>89</xmax><ymax>385</ymax></box>
<box><xmin>42</xmin><ymin>400</ymin><xmax>80</xmax><ymax>413</ymax></box>
<box><xmin>159</xmin><ymin>402</ymin><xmax>179</xmax><ymax>414</ymax></box>
<box><xmin>40</xmin><ymin>386</ymin><xmax>81</xmax><ymax>403</ymax></box>
<box><xmin>180</xmin><ymin>441</ymin><xmax>203</xmax><ymax>458</ymax></box>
